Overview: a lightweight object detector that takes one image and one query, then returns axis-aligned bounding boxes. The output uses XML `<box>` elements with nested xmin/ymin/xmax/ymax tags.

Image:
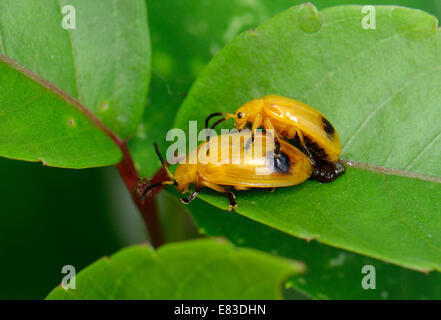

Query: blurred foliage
<box><xmin>0</xmin><ymin>158</ymin><xmax>123</xmax><ymax>299</ymax></box>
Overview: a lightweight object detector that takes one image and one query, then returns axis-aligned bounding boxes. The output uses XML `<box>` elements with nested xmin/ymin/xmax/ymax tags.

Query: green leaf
<box><xmin>174</xmin><ymin>5</ymin><xmax>441</xmax><ymax>272</ymax></box>
<box><xmin>0</xmin><ymin>0</ymin><xmax>150</xmax><ymax>166</ymax></box>
<box><xmin>0</xmin><ymin>56</ymin><xmax>121</xmax><ymax>168</ymax></box>
<box><xmin>188</xmin><ymin>198</ymin><xmax>441</xmax><ymax>299</ymax></box>
<box><xmin>46</xmin><ymin>238</ymin><xmax>304</xmax><ymax>300</ymax></box>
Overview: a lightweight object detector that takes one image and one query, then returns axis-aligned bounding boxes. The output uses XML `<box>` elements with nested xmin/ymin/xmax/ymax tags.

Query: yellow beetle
<box><xmin>140</xmin><ymin>131</ymin><xmax>313</xmax><ymax>211</ymax></box>
<box><xmin>206</xmin><ymin>95</ymin><xmax>345</xmax><ymax>182</ymax></box>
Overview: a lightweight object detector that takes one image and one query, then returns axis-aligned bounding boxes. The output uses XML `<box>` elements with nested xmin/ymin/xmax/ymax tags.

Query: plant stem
<box><xmin>116</xmin><ymin>141</ymin><xmax>167</xmax><ymax>248</ymax></box>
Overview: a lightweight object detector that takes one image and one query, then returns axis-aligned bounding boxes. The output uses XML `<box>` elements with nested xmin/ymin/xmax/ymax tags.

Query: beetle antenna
<box><xmin>142</xmin><ymin>182</ymin><xmax>162</xmax><ymax>201</ymax></box>
<box><xmin>205</xmin><ymin>115</ymin><xmax>230</xmax><ymax>145</ymax></box>
<box><xmin>141</xmin><ymin>180</ymin><xmax>175</xmax><ymax>202</ymax></box>
<box><xmin>210</xmin><ymin>117</ymin><xmax>228</xmax><ymax>130</ymax></box>
<box><xmin>153</xmin><ymin>142</ymin><xmax>176</xmax><ymax>183</ymax></box>
<box><xmin>205</xmin><ymin>112</ymin><xmax>234</xmax><ymax>129</ymax></box>
<box><xmin>205</xmin><ymin>113</ymin><xmax>235</xmax><ymax>144</ymax></box>
<box><xmin>205</xmin><ymin>112</ymin><xmax>224</xmax><ymax>129</ymax></box>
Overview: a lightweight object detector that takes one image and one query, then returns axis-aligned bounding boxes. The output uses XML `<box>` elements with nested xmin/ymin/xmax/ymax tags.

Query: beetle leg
<box><xmin>180</xmin><ymin>189</ymin><xmax>200</xmax><ymax>204</ymax></box>
<box><xmin>201</xmin><ymin>181</ymin><xmax>237</xmax><ymax>211</ymax></box>
<box><xmin>234</xmin><ymin>185</ymin><xmax>250</xmax><ymax>191</ymax></box>
<box><xmin>287</xmin><ymin>125</ymin><xmax>296</xmax><ymax>140</ymax></box>
<box><xmin>295</xmin><ymin>127</ymin><xmax>316</xmax><ymax>166</ymax></box>
<box><xmin>226</xmin><ymin>190</ymin><xmax>237</xmax><ymax>212</ymax></box>
<box><xmin>263</xmin><ymin>117</ymin><xmax>282</xmax><ymax>156</ymax></box>
<box><xmin>244</xmin><ymin>113</ymin><xmax>263</xmax><ymax>150</ymax></box>
<box><xmin>244</xmin><ymin>135</ymin><xmax>254</xmax><ymax>150</ymax></box>
<box><xmin>201</xmin><ymin>181</ymin><xmax>228</xmax><ymax>193</ymax></box>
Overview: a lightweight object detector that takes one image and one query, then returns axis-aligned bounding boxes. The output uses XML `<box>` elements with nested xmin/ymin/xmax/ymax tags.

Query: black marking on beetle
<box><xmin>322</xmin><ymin>116</ymin><xmax>335</xmax><ymax>138</ymax></box>
<box><xmin>272</xmin><ymin>152</ymin><xmax>291</xmax><ymax>174</ymax></box>
<box><xmin>303</xmin><ymin>135</ymin><xmax>328</xmax><ymax>160</ymax></box>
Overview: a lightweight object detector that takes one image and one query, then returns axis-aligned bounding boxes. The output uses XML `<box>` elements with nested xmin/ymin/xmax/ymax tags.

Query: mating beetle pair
<box><xmin>206</xmin><ymin>95</ymin><xmax>345</xmax><ymax>182</ymax></box>
<box><xmin>140</xmin><ymin>95</ymin><xmax>345</xmax><ymax>211</ymax></box>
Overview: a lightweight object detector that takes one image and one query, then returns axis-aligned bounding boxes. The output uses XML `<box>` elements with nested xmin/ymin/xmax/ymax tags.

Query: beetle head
<box><xmin>173</xmin><ymin>163</ymin><xmax>197</xmax><ymax>194</ymax></box>
<box><xmin>234</xmin><ymin>107</ymin><xmax>248</xmax><ymax>130</ymax></box>
<box><xmin>234</xmin><ymin>98</ymin><xmax>264</xmax><ymax>130</ymax></box>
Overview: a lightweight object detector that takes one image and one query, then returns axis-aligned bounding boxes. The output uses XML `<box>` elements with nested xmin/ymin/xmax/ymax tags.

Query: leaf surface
<box><xmin>188</xmin><ymin>198</ymin><xmax>441</xmax><ymax>299</ymax></box>
<box><xmin>0</xmin><ymin>56</ymin><xmax>121</xmax><ymax>168</ymax></box>
<box><xmin>46</xmin><ymin>239</ymin><xmax>304</xmax><ymax>299</ymax></box>
<box><xmin>0</xmin><ymin>0</ymin><xmax>151</xmax><ymax>167</ymax></box>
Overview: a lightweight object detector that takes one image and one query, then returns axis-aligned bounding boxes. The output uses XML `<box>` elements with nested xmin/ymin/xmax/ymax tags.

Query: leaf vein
<box><xmin>343</xmin><ymin>159</ymin><xmax>441</xmax><ymax>183</ymax></box>
<box><xmin>342</xmin><ymin>66</ymin><xmax>441</xmax><ymax>152</ymax></box>
<box><xmin>299</xmin><ymin>24</ymin><xmax>428</xmax><ymax>102</ymax></box>
<box><xmin>405</xmin><ymin>131</ymin><xmax>441</xmax><ymax>170</ymax></box>
<box><xmin>55</xmin><ymin>0</ymin><xmax>82</xmax><ymax>102</ymax></box>
<box><xmin>0</xmin><ymin>28</ymin><xmax>5</xmax><ymax>55</ymax></box>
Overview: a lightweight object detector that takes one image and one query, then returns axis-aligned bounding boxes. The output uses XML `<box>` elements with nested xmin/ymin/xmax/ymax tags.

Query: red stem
<box><xmin>116</xmin><ymin>141</ymin><xmax>167</xmax><ymax>248</ymax></box>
